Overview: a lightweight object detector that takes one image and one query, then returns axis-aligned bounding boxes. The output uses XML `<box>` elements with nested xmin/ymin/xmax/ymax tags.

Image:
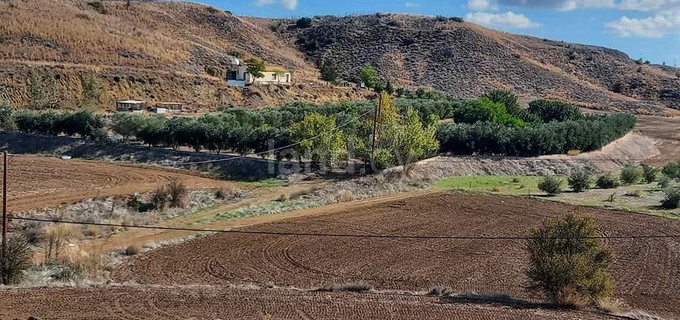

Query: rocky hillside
<box><xmin>273</xmin><ymin>14</ymin><xmax>680</xmax><ymax>115</ymax></box>
<box><xmin>1</xmin><ymin>1</ymin><xmax>678</xmax><ymax>114</ymax></box>
<box><xmin>0</xmin><ymin>0</ymin><xmax>367</xmax><ymax>110</ymax></box>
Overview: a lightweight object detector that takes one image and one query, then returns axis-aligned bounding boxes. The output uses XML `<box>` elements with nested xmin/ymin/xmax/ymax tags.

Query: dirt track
<box><xmin>7</xmin><ymin>155</ymin><xmax>233</xmax><ymax>212</ymax></box>
<box><xmin>114</xmin><ymin>193</ymin><xmax>680</xmax><ymax>318</ymax></box>
<box><xmin>0</xmin><ymin>286</ymin><xmax>621</xmax><ymax>320</ymax></box>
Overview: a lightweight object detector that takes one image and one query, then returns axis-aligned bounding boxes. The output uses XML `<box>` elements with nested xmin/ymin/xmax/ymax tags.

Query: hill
<box><xmin>273</xmin><ymin>14</ymin><xmax>680</xmax><ymax>115</ymax></box>
<box><xmin>0</xmin><ymin>0</ymin><xmax>367</xmax><ymax>110</ymax></box>
<box><xmin>0</xmin><ymin>1</ymin><xmax>679</xmax><ymax>114</ymax></box>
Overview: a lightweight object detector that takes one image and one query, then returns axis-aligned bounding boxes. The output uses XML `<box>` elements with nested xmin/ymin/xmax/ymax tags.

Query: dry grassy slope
<box><xmin>275</xmin><ymin>14</ymin><xmax>680</xmax><ymax>115</ymax></box>
<box><xmin>0</xmin><ymin>0</ymin><xmax>367</xmax><ymax>110</ymax></box>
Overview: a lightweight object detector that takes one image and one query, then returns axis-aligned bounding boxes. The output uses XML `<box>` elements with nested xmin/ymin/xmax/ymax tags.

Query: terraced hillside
<box><xmin>274</xmin><ymin>14</ymin><xmax>680</xmax><ymax>114</ymax></box>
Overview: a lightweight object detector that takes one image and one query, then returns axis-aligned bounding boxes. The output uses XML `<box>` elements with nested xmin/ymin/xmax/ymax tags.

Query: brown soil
<box><xmin>6</xmin><ymin>155</ymin><xmax>234</xmax><ymax>213</ymax></box>
<box><xmin>636</xmin><ymin>115</ymin><xmax>680</xmax><ymax>166</ymax></box>
<box><xmin>113</xmin><ymin>193</ymin><xmax>680</xmax><ymax>318</ymax></box>
<box><xmin>0</xmin><ymin>286</ymin><xmax>621</xmax><ymax>320</ymax></box>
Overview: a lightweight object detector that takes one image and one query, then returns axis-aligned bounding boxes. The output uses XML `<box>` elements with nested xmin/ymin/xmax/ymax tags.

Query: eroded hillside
<box><xmin>274</xmin><ymin>14</ymin><xmax>680</xmax><ymax>114</ymax></box>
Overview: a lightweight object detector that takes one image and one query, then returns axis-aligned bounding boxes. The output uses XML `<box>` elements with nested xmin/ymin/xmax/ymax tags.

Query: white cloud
<box><xmin>476</xmin><ymin>0</ymin><xmax>615</xmax><ymax>10</ymax></box>
<box><xmin>405</xmin><ymin>2</ymin><xmax>421</xmax><ymax>8</ymax></box>
<box><xmin>606</xmin><ymin>12</ymin><xmax>680</xmax><ymax>37</ymax></box>
<box><xmin>254</xmin><ymin>0</ymin><xmax>298</xmax><ymax>10</ymax></box>
<box><xmin>618</xmin><ymin>0</ymin><xmax>680</xmax><ymax>12</ymax></box>
<box><xmin>467</xmin><ymin>0</ymin><xmax>497</xmax><ymax>11</ymax></box>
<box><xmin>465</xmin><ymin>11</ymin><xmax>541</xmax><ymax>28</ymax></box>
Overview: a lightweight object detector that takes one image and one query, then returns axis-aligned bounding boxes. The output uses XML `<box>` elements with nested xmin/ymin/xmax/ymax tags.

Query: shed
<box><xmin>156</xmin><ymin>102</ymin><xmax>183</xmax><ymax>112</ymax></box>
<box><xmin>116</xmin><ymin>100</ymin><xmax>147</xmax><ymax>112</ymax></box>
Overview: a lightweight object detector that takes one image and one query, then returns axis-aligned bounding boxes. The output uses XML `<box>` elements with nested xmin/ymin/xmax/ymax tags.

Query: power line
<box><xmin>172</xmin><ymin>108</ymin><xmax>375</xmax><ymax>166</ymax></box>
<box><xmin>11</xmin><ymin>216</ymin><xmax>680</xmax><ymax>241</ymax></box>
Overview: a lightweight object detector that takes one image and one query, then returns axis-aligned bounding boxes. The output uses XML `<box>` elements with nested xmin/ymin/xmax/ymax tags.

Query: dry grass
<box><xmin>315</xmin><ymin>282</ymin><xmax>374</xmax><ymax>293</ymax></box>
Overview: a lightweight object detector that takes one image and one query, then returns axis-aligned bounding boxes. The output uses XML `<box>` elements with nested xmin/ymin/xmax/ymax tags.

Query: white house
<box><xmin>226</xmin><ymin>59</ymin><xmax>291</xmax><ymax>87</ymax></box>
<box><xmin>116</xmin><ymin>99</ymin><xmax>147</xmax><ymax>113</ymax></box>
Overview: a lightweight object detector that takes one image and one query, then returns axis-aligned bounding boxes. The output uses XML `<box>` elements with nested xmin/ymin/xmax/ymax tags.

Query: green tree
<box><xmin>538</xmin><ymin>175</ymin><xmax>563</xmax><ymax>195</ymax></box>
<box><xmin>360</xmin><ymin>63</ymin><xmax>377</xmax><ymax>88</ymax></box>
<box><xmin>642</xmin><ymin>164</ymin><xmax>659</xmax><ymax>184</ymax></box>
<box><xmin>385</xmin><ymin>80</ymin><xmax>395</xmax><ymax>95</ymax></box>
<box><xmin>567</xmin><ymin>170</ymin><xmax>591</xmax><ymax>192</ymax></box>
<box><xmin>0</xmin><ymin>104</ymin><xmax>15</xmax><ymax>130</ymax></box>
<box><xmin>112</xmin><ymin>112</ymin><xmax>144</xmax><ymax>141</ymax></box>
<box><xmin>78</xmin><ymin>74</ymin><xmax>102</xmax><ymax>109</ymax></box>
<box><xmin>320</xmin><ymin>59</ymin><xmax>338</xmax><ymax>82</ymax></box>
<box><xmin>289</xmin><ymin>112</ymin><xmax>347</xmax><ymax>166</ymax></box>
<box><xmin>27</xmin><ymin>69</ymin><xmax>44</xmax><ymax>108</ymax></box>
<box><xmin>620</xmin><ymin>165</ymin><xmax>641</xmax><ymax>185</ymax></box>
<box><xmin>245</xmin><ymin>58</ymin><xmax>266</xmax><ymax>79</ymax></box>
<box><xmin>482</xmin><ymin>90</ymin><xmax>520</xmax><ymax>116</ymax></box>
<box><xmin>44</xmin><ymin>71</ymin><xmax>60</xmax><ymax>109</ymax></box>
<box><xmin>526</xmin><ymin>214</ymin><xmax>612</xmax><ymax>306</ymax></box>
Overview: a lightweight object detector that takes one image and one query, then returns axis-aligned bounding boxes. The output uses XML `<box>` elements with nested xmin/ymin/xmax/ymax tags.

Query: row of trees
<box><xmin>437</xmin><ymin>114</ymin><xmax>635</xmax><ymax>157</ymax></box>
<box><xmin>0</xmin><ymin>107</ymin><xmax>105</xmax><ymax>139</ymax></box>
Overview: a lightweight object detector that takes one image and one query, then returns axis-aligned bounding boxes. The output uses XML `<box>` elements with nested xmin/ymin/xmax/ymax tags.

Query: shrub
<box><xmin>87</xmin><ymin>1</ymin><xmax>107</xmax><ymax>14</ymax></box>
<box><xmin>662</xmin><ymin>161</ymin><xmax>680</xmax><ymax>179</ymax></box>
<box><xmin>538</xmin><ymin>175</ymin><xmax>563</xmax><ymax>195</ymax></box>
<box><xmin>0</xmin><ymin>234</ymin><xmax>33</xmax><ymax>285</ymax></box>
<box><xmin>658</xmin><ymin>175</ymin><xmax>675</xmax><ymax>189</ymax></box>
<box><xmin>450</xmin><ymin>17</ymin><xmax>464</xmax><ymax>23</ymax></box>
<box><xmin>296</xmin><ymin>17</ymin><xmax>312</xmax><ymax>28</ymax></box>
<box><xmin>661</xmin><ymin>186</ymin><xmax>680</xmax><ymax>209</ymax></box>
<box><xmin>205</xmin><ymin>6</ymin><xmax>219</xmax><ymax>14</ymax></box>
<box><xmin>526</xmin><ymin>214</ymin><xmax>612</xmax><ymax>306</ymax></box>
<box><xmin>150</xmin><ymin>186</ymin><xmax>169</xmax><ymax>212</ymax></box>
<box><xmin>619</xmin><ymin>165</ymin><xmax>641</xmax><ymax>185</ymax></box>
<box><xmin>167</xmin><ymin>178</ymin><xmax>188</xmax><ymax>208</ymax></box>
<box><xmin>596</xmin><ymin>174</ymin><xmax>620</xmax><ymax>189</ymax></box>
<box><xmin>528</xmin><ymin>100</ymin><xmax>583</xmax><ymax>123</ymax></box>
<box><xmin>641</xmin><ymin>164</ymin><xmax>659</xmax><ymax>184</ymax></box>
<box><xmin>568</xmin><ymin>170</ymin><xmax>591</xmax><ymax>192</ymax></box>
<box><xmin>124</xmin><ymin>244</ymin><xmax>142</xmax><ymax>256</ymax></box>
<box><xmin>315</xmin><ymin>282</ymin><xmax>374</xmax><ymax>293</ymax></box>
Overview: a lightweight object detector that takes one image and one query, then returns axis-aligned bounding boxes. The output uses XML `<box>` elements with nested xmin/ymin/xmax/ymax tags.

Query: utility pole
<box><xmin>2</xmin><ymin>151</ymin><xmax>7</xmax><ymax>285</ymax></box>
<box><xmin>370</xmin><ymin>92</ymin><xmax>382</xmax><ymax>172</ymax></box>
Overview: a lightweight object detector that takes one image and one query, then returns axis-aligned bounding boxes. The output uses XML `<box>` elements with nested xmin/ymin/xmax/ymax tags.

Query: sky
<box><xmin>207</xmin><ymin>0</ymin><xmax>680</xmax><ymax>65</ymax></box>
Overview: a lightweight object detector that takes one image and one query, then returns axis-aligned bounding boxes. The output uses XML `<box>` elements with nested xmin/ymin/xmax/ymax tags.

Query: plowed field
<box><xmin>6</xmin><ymin>155</ymin><xmax>233</xmax><ymax>212</ymax></box>
<box><xmin>114</xmin><ymin>193</ymin><xmax>680</xmax><ymax>318</ymax></box>
<box><xmin>0</xmin><ymin>286</ymin><xmax>621</xmax><ymax>320</ymax></box>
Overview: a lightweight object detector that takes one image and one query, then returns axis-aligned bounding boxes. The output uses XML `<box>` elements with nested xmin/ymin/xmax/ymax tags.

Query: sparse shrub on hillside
<box><xmin>205</xmin><ymin>6</ymin><xmax>220</xmax><ymax>14</ymax></box>
<box><xmin>538</xmin><ymin>175</ymin><xmax>563</xmax><ymax>195</ymax></box>
<box><xmin>0</xmin><ymin>234</ymin><xmax>33</xmax><ymax>285</ymax></box>
<box><xmin>0</xmin><ymin>105</ymin><xmax>15</xmax><ymax>130</ymax></box>
<box><xmin>596</xmin><ymin>174</ymin><xmax>620</xmax><ymax>189</ymax></box>
<box><xmin>316</xmin><ymin>282</ymin><xmax>374</xmax><ymax>292</ymax></box>
<box><xmin>661</xmin><ymin>186</ymin><xmax>680</xmax><ymax>209</ymax></box>
<box><xmin>612</xmin><ymin>82</ymin><xmax>623</xmax><ymax>93</ymax></box>
<box><xmin>450</xmin><ymin>17</ymin><xmax>464</xmax><ymax>23</ymax></box>
<box><xmin>619</xmin><ymin>165</ymin><xmax>641</xmax><ymax>185</ymax></box>
<box><xmin>568</xmin><ymin>170</ymin><xmax>591</xmax><ymax>192</ymax></box>
<box><xmin>526</xmin><ymin>214</ymin><xmax>612</xmax><ymax>306</ymax></box>
<box><xmin>658</xmin><ymin>175</ymin><xmax>675</xmax><ymax>189</ymax></box>
<box><xmin>641</xmin><ymin>164</ymin><xmax>659</xmax><ymax>184</ymax></box>
<box><xmin>296</xmin><ymin>17</ymin><xmax>313</xmax><ymax>28</ymax></box>
<box><xmin>86</xmin><ymin>1</ymin><xmax>107</xmax><ymax>14</ymax></box>
<box><xmin>150</xmin><ymin>186</ymin><xmax>169</xmax><ymax>212</ymax></box>
<box><xmin>568</xmin><ymin>51</ymin><xmax>577</xmax><ymax>61</ymax></box>
<box><xmin>78</xmin><ymin>74</ymin><xmax>102</xmax><ymax>109</ymax></box>
<box><xmin>320</xmin><ymin>59</ymin><xmax>338</xmax><ymax>82</ymax></box>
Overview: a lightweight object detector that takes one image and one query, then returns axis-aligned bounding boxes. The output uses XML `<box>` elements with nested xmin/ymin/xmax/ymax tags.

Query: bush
<box><xmin>538</xmin><ymin>175</ymin><xmax>563</xmax><ymax>195</ymax></box>
<box><xmin>528</xmin><ymin>100</ymin><xmax>583</xmax><ymax>123</ymax></box>
<box><xmin>526</xmin><ymin>214</ymin><xmax>612</xmax><ymax>306</ymax></box>
<box><xmin>658</xmin><ymin>175</ymin><xmax>675</xmax><ymax>189</ymax></box>
<box><xmin>150</xmin><ymin>186</ymin><xmax>169</xmax><ymax>212</ymax></box>
<box><xmin>87</xmin><ymin>1</ymin><xmax>107</xmax><ymax>14</ymax></box>
<box><xmin>296</xmin><ymin>17</ymin><xmax>312</xmax><ymax>28</ymax></box>
<box><xmin>568</xmin><ymin>171</ymin><xmax>591</xmax><ymax>192</ymax></box>
<box><xmin>641</xmin><ymin>164</ymin><xmax>659</xmax><ymax>184</ymax></box>
<box><xmin>619</xmin><ymin>165</ymin><xmax>641</xmax><ymax>185</ymax></box>
<box><xmin>124</xmin><ymin>244</ymin><xmax>142</xmax><ymax>256</ymax></box>
<box><xmin>661</xmin><ymin>186</ymin><xmax>680</xmax><ymax>209</ymax></box>
<box><xmin>596</xmin><ymin>174</ymin><xmax>620</xmax><ymax>189</ymax></box>
<box><xmin>0</xmin><ymin>234</ymin><xmax>33</xmax><ymax>285</ymax></box>
<box><xmin>662</xmin><ymin>161</ymin><xmax>680</xmax><ymax>180</ymax></box>
<box><xmin>167</xmin><ymin>178</ymin><xmax>188</xmax><ymax>208</ymax></box>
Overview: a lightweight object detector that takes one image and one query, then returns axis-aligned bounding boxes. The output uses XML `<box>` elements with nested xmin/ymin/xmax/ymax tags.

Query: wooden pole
<box><xmin>2</xmin><ymin>150</ymin><xmax>7</xmax><ymax>285</ymax></box>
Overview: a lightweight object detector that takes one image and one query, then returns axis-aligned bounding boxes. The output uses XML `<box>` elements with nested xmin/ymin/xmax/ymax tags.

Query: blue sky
<box><xmin>207</xmin><ymin>0</ymin><xmax>680</xmax><ymax>64</ymax></box>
